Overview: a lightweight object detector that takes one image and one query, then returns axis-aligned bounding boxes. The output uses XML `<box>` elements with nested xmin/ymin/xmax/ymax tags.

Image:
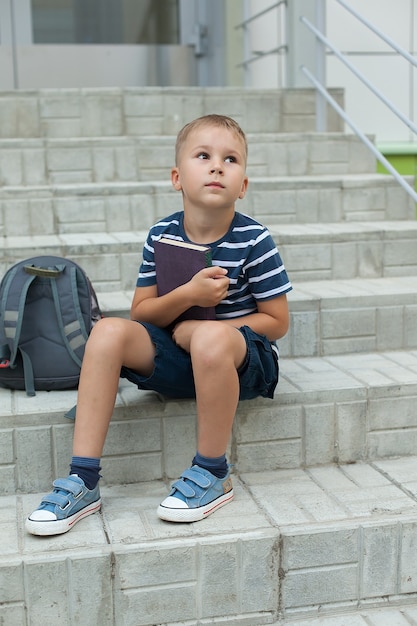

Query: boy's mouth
<box><xmin>206</xmin><ymin>182</ymin><xmax>224</xmax><ymax>188</ymax></box>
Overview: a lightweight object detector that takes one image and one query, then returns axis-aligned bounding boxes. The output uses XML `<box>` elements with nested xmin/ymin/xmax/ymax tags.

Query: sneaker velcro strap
<box><xmin>53</xmin><ymin>477</ymin><xmax>84</xmax><ymax>497</ymax></box>
<box><xmin>171</xmin><ymin>479</ymin><xmax>196</xmax><ymax>498</ymax></box>
<box><xmin>171</xmin><ymin>467</ymin><xmax>213</xmax><ymax>498</ymax></box>
<box><xmin>41</xmin><ymin>491</ymin><xmax>72</xmax><ymax>508</ymax></box>
<box><xmin>182</xmin><ymin>467</ymin><xmax>212</xmax><ymax>487</ymax></box>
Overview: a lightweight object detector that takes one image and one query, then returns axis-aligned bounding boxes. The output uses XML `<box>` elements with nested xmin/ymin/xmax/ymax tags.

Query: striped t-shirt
<box><xmin>137</xmin><ymin>211</ymin><xmax>292</xmax><ymax>320</ymax></box>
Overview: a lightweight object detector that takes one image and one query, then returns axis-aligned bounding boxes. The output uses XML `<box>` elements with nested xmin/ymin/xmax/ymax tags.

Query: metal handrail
<box><xmin>235</xmin><ymin>1</ymin><xmax>286</xmax><ymax>31</ymax></box>
<box><xmin>301</xmin><ymin>16</ymin><xmax>417</xmax><ymax>137</ymax></box>
<box><xmin>235</xmin><ymin>0</ymin><xmax>287</xmax><ymax>70</ymax></box>
<box><xmin>299</xmin><ymin>0</ymin><xmax>417</xmax><ymax>205</ymax></box>
<box><xmin>236</xmin><ymin>45</ymin><xmax>287</xmax><ymax>69</ymax></box>
<box><xmin>301</xmin><ymin>65</ymin><xmax>417</xmax><ymax>203</ymax></box>
<box><xmin>335</xmin><ymin>0</ymin><xmax>417</xmax><ymax>68</ymax></box>
<box><xmin>235</xmin><ymin>0</ymin><xmax>417</xmax><ymax>207</ymax></box>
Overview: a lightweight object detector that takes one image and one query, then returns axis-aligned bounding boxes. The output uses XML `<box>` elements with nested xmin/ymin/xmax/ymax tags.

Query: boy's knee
<box><xmin>91</xmin><ymin>316</ymin><xmax>119</xmax><ymax>334</ymax></box>
<box><xmin>192</xmin><ymin>321</ymin><xmax>228</xmax><ymax>343</ymax></box>
<box><xmin>89</xmin><ymin>316</ymin><xmax>130</xmax><ymax>344</ymax></box>
<box><xmin>191</xmin><ymin>323</ymin><xmax>237</xmax><ymax>364</ymax></box>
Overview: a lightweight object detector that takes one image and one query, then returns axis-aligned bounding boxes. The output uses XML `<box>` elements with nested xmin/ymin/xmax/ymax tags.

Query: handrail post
<box><xmin>243</xmin><ymin>0</ymin><xmax>251</xmax><ymax>87</ymax></box>
<box><xmin>286</xmin><ymin>0</ymin><xmax>316</xmax><ymax>87</ymax></box>
<box><xmin>315</xmin><ymin>0</ymin><xmax>327</xmax><ymax>131</ymax></box>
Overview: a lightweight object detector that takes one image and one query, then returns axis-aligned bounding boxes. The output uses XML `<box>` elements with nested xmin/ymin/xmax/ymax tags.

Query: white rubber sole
<box><xmin>157</xmin><ymin>489</ymin><xmax>234</xmax><ymax>523</ymax></box>
<box><xmin>25</xmin><ymin>498</ymin><xmax>102</xmax><ymax>536</ymax></box>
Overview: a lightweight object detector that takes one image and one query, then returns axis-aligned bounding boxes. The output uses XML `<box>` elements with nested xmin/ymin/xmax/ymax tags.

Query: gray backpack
<box><xmin>0</xmin><ymin>256</ymin><xmax>102</xmax><ymax>396</ymax></box>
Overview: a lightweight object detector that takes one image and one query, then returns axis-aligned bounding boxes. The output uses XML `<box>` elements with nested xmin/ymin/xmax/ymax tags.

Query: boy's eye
<box><xmin>225</xmin><ymin>156</ymin><xmax>236</xmax><ymax>163</ymax></box>
<box><xmin>197</xmin><ymin>152</ymin><xmax>209</xmax><ymax>159</ymax></box>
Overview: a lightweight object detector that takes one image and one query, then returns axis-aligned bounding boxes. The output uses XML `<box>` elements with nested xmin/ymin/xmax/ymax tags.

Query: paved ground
<box><xmin>3</xmin><ymin>455</ymin><xmax>417</xmax><ymax>624</ymax></box>
<box><xmin>278</xmin><ymin>603</ymin><xmax>417</xmax><ymax>624</ymax></box>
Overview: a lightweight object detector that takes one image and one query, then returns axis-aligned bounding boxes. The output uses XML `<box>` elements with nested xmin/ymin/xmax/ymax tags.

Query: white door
<box><xmin>0</xmin><ymin>0</ymin><xmax>201</xmax><ymax>89</ymax></box>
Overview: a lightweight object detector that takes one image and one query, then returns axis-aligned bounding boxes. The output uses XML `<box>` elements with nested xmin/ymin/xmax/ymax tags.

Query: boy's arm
<box><xmin>170</xmin><ymin>294</ymin><xmax>289</xmax><ymax>354</ymax></box>
<box><xmin>130</xmin><ymin>284</ymin><xmax>192</xmax><ymax>327</ymax></box>
<box><xmin>130</xmin><ymin>266</ymin><xmax>229</xmax><ymax>327</ymax></box>
<box><xmin>221</xmin><ymin>294</ymin><xmax>290</xmax><ymax>341</ymax></box>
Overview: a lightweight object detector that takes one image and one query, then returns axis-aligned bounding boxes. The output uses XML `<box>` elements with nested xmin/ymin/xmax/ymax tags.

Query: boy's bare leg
<box><xmin>190</xmin><ymin>322</ymin><xmax>247</xmax><ymax>458</ymax></box>
<box><xmin>73</xmin><ymin>318</ymin><xmax>244</xmax><ymax>462</ymax></box>
<box><xmin>72</xmin><ymin>317</ymin><xmax>156</xmax><ymax>458</ymax></box>
<box><xmin>157</xmin><ymin>322</ymin><xmax>245</xmax><ymax>522</ymax></box>
<box><xmin>26</xmin><ymin>316</ymin><xmax>156</xmax><ymax>535</ymax></box>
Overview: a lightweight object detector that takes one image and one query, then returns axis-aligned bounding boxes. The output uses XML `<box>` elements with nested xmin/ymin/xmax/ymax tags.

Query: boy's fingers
<box><xmin>204</xmin><ymin>266</ymin><xmax>227</xmax><ymax>278</ymax></box>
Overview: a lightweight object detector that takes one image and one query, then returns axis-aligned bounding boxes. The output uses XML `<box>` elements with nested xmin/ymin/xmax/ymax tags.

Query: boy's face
<box><xmin>171</xmin><ymin>125</ymin><xmax>248</xmax><ymax>212</ymax></box>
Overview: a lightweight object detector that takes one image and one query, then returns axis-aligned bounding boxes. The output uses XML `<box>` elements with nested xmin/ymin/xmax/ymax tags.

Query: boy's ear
<box><xmin>238</xmin><ymin>176</ymin><xmax>249</xmax><ymax>199</ymax></box>
<box><xmin>171</xmin><ymin>167</ymin><xmax>182</xmax><ymax>191</ymax></box>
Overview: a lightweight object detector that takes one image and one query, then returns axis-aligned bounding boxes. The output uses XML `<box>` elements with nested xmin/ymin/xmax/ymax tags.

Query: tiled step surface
<box><xmin>285</xmin><ymin>275</ymin><xmax>417</xmax><ymax>357</ymax></box>
<box><xmin>2</xmin><ymin>221</ymin><xmax>417</xmax><ymax>289</ymax></box>
<box><xmin>0</xmin><ymin>267</ymin><xmax>415</xmax><ymax>362</ymax></box>
<box><xmin>2</xmin><ymin>349</ymin><xmax>417</xmax><ymax>495</ymax></box>
<box><xmin>0</xmin><ymin>87</ymin><xmax>344</xmax><ymax>139</ymax></box>
<box><xmin>3</xmin><ymin>456</ymin><xmax>417</xmax><ymax>625</ymax></box>
<box><xmin>275</xmin><ymin>220</ymin><xmax>417</xmax><ymax>282</ymax></box>
<box><xmin>96</xmin><ymin>276</ymin><xmax>417</xmax><ymax>358</ymax></box>
<box><xmin>1</xmin><ymin>175</ymin><xmax>414</xmax><ymax>239</ymax></box>
<box><xmin>0</xmin><ymin>133</ymin><xmax>374</xmax><ymax>185</ymax></box>
<box><xmin>279</xmin><ymin>604</ymin><xmax>417</xmax><ymax>626</ymax></box>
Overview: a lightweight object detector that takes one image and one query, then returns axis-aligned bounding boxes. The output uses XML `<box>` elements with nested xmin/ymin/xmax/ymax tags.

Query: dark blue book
<box><xmin>154</xmin><ymin>237</ymin><xmax>216</xmax><ymax>322</ymax></box>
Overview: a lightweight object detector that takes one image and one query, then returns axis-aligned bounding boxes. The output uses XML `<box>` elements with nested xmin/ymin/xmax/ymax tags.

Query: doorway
<box><xmin>0</xmin><ymin>0</ymin><xmax>228</xmax><ymax>89</ymax></box>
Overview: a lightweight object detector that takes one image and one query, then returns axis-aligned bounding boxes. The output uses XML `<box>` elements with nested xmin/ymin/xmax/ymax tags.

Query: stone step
<box><xmin>98</xmin><ymin>276</ymin><xmax>417</xmax><ymax>358</ymax></box>
<box><xmin>285</xmin><ymin>275</ymin><xmax>417</xmax><ymax>357</ymax></box>
<box><xmin>0</xmin><ymin>132</ymin><xmax>375</xmax><ymax>186</ymax></box>
<box><xmin>275</xmin><ymin>220</ymin><xmax>417</xmax><ymax>282</ymax></box>
<box><xmin>280</xmin><ymin>605</ymin><xmax>417</xmax><ymax>626</ymax></box>
<box><xmin>73</xmin><ymin>275</ymin><xmax>417</xmax><ymax>358</ymax></box>
<box><xmin>4</xmin><ymin>455</ymin><xmax>417</xmax><ymax>624</ymax></box>
<box><xmin>2</xmin><ymin>348</ymin><xmax>417</xmax><ymax>496</ymax></box>
<box><xmin>2</xmin><ymin>222</ymin><xmax>417</xmax><ymax>355</ymax></box>
<box><xmin>2</xmin><ymin>221</ymin><xmax>417</xmax><ymax>289</ymax></box>
<box><xmin>0</xmin><ymin>86</ymin><xmax>344</xmax><ymax>139</ymax></box>
<box><xmin>0</xmin><ymin>175</ymin><xmax>414</xmax><ymax>239</ymax></box>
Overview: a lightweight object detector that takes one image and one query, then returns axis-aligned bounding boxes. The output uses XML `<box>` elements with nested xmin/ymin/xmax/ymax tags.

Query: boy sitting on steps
<box><xmin>26</xmin><ymin>113</ymin><xmax>292</xmax><ymax>535</ymax></box>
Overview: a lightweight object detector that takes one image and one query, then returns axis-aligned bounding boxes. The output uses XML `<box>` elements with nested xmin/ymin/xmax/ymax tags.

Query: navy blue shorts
<box><xmin>121</xmin><ymin>323</ymin><xmax>279</xmax><ymax>400</ymax></box>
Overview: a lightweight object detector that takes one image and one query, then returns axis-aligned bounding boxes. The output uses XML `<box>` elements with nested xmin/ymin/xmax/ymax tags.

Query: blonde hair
<box><xmin>175</xmin><ymin>114</ymin><xmax>248</xmax><ymax>165</ymax></box>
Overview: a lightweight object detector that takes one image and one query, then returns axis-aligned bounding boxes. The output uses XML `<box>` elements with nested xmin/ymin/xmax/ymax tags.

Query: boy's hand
<box><xmin>188</xmin><ymin>266</ymin><xmax>229</xmax><ymax>308</ymax></box>
<box><xmin>171</xmin><ymin>319</ymin><xmax>201</xmax><ymax>352</ymax></box>
<box><xmin>130</xmin><ymin>267</ymin><xmax>229</xmax><ymax>330</ymax></box>
<box><xmin>172</xmin><ymin>267</ymin><xmax>228</xmax><ymax>352</ymax></box>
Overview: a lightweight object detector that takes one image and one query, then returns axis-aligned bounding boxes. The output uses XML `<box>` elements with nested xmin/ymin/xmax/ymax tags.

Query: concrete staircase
<box><xmin>1</xmin><ymin>87</ymin><xmax>417</xmax><ymax>626</ymax></box>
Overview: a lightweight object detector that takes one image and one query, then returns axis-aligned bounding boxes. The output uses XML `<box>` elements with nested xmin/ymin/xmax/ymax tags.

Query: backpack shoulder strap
<box><xmin>19</xmin><ymin>347</ymin><xmax>36</xmax><ymax>396</ymax></box>
<box><xmin>49</xmin><ymin>263</ymin><xmax>89</xmax><ymax>367</ymax></box>
<box><xmin>0</xmin><ymin>265</ymin><xmax>38</xmax><ymax>396</ymax></box>
<box><xmin>0</xmin><ymin>264</ymin><xmax>37</xmax><ymax>366</ymax></box>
